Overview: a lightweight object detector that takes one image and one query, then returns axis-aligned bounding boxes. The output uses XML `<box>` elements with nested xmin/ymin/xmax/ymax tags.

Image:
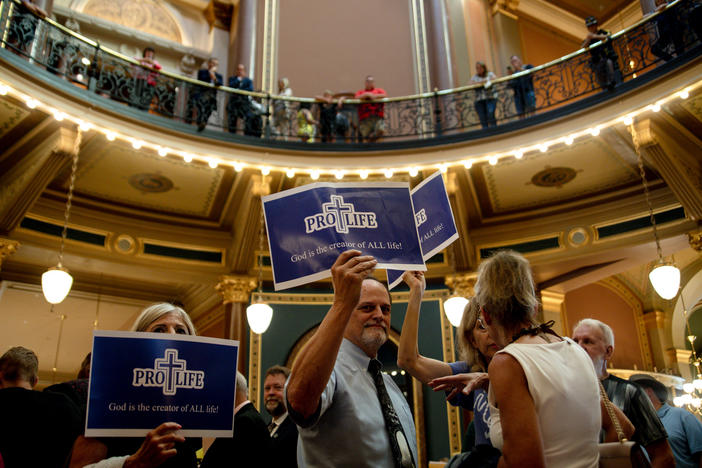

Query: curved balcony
<box><xmin>0</xmin><ymin>0</ymin><xmax>701</xmax><ymax>168</ymax></box>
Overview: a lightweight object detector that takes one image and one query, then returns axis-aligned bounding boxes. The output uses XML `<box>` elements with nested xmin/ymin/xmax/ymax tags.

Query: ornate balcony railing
<box><xmin>0</xmin><ymin>0</ymin><xmax>701</xmax><ymax>148</ymax></box>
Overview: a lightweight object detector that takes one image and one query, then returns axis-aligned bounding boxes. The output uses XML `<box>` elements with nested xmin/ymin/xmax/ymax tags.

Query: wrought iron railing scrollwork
<box><xmin>0</xmin><ymin>0</ymin><xmax>700</xmax><ymax>145</ymax></box>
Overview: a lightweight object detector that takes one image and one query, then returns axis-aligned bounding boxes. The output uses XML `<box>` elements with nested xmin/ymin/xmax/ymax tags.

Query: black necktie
<box><xmin>367</xmin><ymin>359</ymin><xmax>415</xmax><ymax>468</ymax></box>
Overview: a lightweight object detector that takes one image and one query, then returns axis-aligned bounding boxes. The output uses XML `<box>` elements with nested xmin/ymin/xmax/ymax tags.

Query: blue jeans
<box><xmin>475</xmin><ymin>99</ymin><xmax>497</xmax><ymax>128</ymax></box>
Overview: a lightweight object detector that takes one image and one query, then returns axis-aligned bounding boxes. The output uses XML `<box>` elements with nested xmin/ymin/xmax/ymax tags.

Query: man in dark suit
<box><xmin>186</xmin><ymin>57</ymin><xmax>223</xmax><ymax>131</ymax></box>
<box><xmin>264</xmin><ymin>365</ymin><xmax>298</xmax><ymax>467</ymax></box>
<box><xmin>200</xmin><ymin>371</ymin><xmax>270</xmax><ymax>467</ymax></box>
<box><xmin>227</xmin><ymin>63</ymin><xmax>259</xmax><ymax>136</ymax></box>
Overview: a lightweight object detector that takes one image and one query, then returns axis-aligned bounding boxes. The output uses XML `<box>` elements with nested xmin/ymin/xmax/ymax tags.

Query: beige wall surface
<box><xmin>518</xmin><ymin>17</ymin><xmax>581</xmax><ymax>68</ymax></box>
<box><xmin>276</xmin><ymin>0</ymin><xmax>416</xmax><ymax>98</ymax></box>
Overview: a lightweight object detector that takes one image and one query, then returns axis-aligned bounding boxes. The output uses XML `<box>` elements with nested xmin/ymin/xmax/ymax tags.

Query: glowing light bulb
<box><xmin>81</xmin><ymin>57</ymin><xmax>91</xmax><ymax>66</ymax></box>
<box><xmin>539</xmin><ymin>144</ymin><xmax>548</xmax><ymax>153</ymax></box>
<box><xmin>105</xmin><ymin>131</ymin><xmax>116</xmax><ymax>141</ymax></box>
<box><xmin>439</xmin><ymin>164</ymin><xmax>447</xmax><ymax>173</ymax></box>
<box><xmin>79</xmin><ymin>121</ymin><xmax>92</xmax><ymax>131</ymax></box>
<box><xmin>310</xmin><ymin>170</ymin><xmax>320</xmax><ymax>180</ymax></box>
<box><xmin>208</xmin><ymin>160</ymin><xmax>218</xmax><ymax>169</ymax></box>
<box><xmin>384</xmin><ymin>169</ymin><xmax>394</xmax><ymax>178</ymax></box>
<box><xmin>359</xmin><ymin>170</ymin><xmax>369</xmax><ymax>180</ymax></box>
<box><xmin>589</xmin><ymin>127</ymin><xmax>600</xmax><ymax>136</ymax></box>
<box><xmin>514</xmin><ymin>150</ymin><xmax>523</xmax><ymax>159</ymax></box>
<box><xmin>334</xmin><ymin>170</ymin><xmax>345</xmax><ymax>180</ymax></box>
<box><xmin>463</xmin><ymin>160</ymin><xmax>473</xmax><ymax>169</ymax></box>
<box><xmin>286</xmin><ymin>169</ymin><xmax>295</xmax><ymax>178</ymax></box>
<box><xmin>261</xmin><ymin>167</ymin><xmax>270</xmax><ymax>176</ymax></box>
<box><xmin>565</xmin><ymin>136</ymin><xmax>574</xmax><ymax>145</ymax></box>
<box><xmin>679</xmin><ymin>90</ymin><xmax>689</xmax><ymax>99</ymax></box>
<box><xmin>488</xmin><ymin>156</ymin><xmax>498</xmax><ymax>165</ymax></box>
<box><xmin>409</xmin><ymin>167</ymin><xmax>419</xmax><ymax>177</ymax></box>
<box><xmin>131</xmin><ymin>140</ymin><xmax>143</xmax><ymax>149</ymax></box>
<box><xmin>26</xmin><ymin>99</ymin><xmax>38</xmax><ymax>109</ymax></box>
<box><xmin>233</xmin><ymin>163</ymin><xmax>243</xmax><ymax>172</ymax></box>
<box><xmin>183</xmin><ymin>153</ymin><xmax>193</xmax><ymax>163</ymax></box>
<box><xmin>651</xmin><ymin>102</ymin><xmax>661</xmax><ymax>112</ymax></box>
<box><xmin>157</xmin><ymin>146</ymin><xmax>167</xmax><ymax>156</ymax></box>
<box><xmin>0</xmin><ymin>84</ymin><xmax>9</xmax><ymax>95</ymax></box>
<box><xmin>623</xmin><ymin>116</ymin><xmax>633</xmax><ymax>126</ymax></box>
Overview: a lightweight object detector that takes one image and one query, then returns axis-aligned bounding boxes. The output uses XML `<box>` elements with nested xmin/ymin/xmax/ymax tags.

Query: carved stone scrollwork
<box><xmin>179</xmin><ymin>55</ymin><xmax>197</xmax><ymax>76</ymax></box>
<box><xmin>215</xmin><ymin>275</ymin><xmax>257</xmax><ymax>304</ymax></box>
<box><xmin>0</xmin><ymin>238</ymin><xmax>20</xmax><ymax>271</ymax></box>
<box><xmin>689</xmin><ymin>232</ymin><xmax>702</xmax><ymax>251</ymax></box>
<box><xmin>444</xmin><ymin>272</ymin><xmax>476</xmax><ymax>298</ymax></box>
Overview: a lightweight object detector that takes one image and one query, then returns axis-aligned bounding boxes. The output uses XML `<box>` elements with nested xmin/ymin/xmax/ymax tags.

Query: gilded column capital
<box><xmin>689</xmin><ymin>231</ymin><xmax>702</xmax><ymax>251</ymax></box>
<box><xmin>0</xmin><ymin>238</ymin><xmax>20</xmax><ymax>271</ymax></box>
<box><xmin>489</xmin><ymin>0</ymin><xmax>519</xmax><ymax>15</ymax></box>
<box><xmin>633</xmin><ymin>119</ymin><xmax>657</xmax><ymax>147</ymax></box>
<box><xmin>215</xmin><ymin>275</ymin><xmax>257</xmax><ymax>304</ymax></box>
<box><xmin>444</xmin><ymin>272</ymin><xmax>476</xmax><ymax>297</ymax></box>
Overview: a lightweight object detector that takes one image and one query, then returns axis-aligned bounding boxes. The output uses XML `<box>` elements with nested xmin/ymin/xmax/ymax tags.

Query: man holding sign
<box><xmin>286</xmin><ymin>251</ymin><xmax>417</xmax><ymax>468</ymax></box>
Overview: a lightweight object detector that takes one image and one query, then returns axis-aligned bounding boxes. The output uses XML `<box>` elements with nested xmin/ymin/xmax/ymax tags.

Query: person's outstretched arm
<box><xmin>397</xmin><ymin>271</ymin><xmax>451</xmax><ymax>383</ymax></box>
<box><xmin>286</xmin><ymin>251</ymin><xmax>377</xmax><ymax>419</ymax></box>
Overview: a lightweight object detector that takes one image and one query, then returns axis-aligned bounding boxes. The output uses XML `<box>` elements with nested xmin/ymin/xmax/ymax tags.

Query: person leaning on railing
<box><xmin>185</xmin><ymin>58</ymin><xmax>222</xmax><ymax>132</ymax></box>
<box><xmin>471</xmin><ymin>61</ymin><xmax>498</xmax><ymax>128</ymax></box>
<box><xmin>582</xmin><ymin>16</ymin><xmax>621</xmax><ymax>90</ymax></box>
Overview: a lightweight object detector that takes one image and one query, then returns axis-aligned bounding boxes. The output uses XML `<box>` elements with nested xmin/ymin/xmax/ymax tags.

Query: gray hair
<box><xmin>456</xmin><ymin>299</ymin><xmax>488</xmax><ymax>372</ymax></box>
<box><xmin>574</xmin><ymin>318</ymin><xmax>615</xmax><ymax>348</ymax></box>
<box><xmin>474</xmin><ymin>250</ymin><xmax>539</xmax><ymax>327</ymax></box>
<box><xmin>131</xmin><ymin>303</ymin><xmax>196</xmax><ymax>335</ymax></box>
<box><xmin>0</xmin><ymin>346</ymin><xmax>38</xmax><ymax>385</ymax></box>
<box><xmin>236</xmin><ymin>371</ymin><xmax>248</xmax><ymax>398</ymax></box>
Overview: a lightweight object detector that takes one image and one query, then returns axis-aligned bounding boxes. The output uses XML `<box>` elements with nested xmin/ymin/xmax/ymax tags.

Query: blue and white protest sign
<box><xmin>86</xmin><ymin>331</ymin><xmax>239</xmax><ymax>437</ymax></box>
<box><xmin>387</xmin><ymin>171</ymin><xmax>459</xmax><ymax>289</ymax></box>
<box><xmin>263</xmin><ymin>182</ymin><xmax>425</xmax><ymax>290</ymax></box>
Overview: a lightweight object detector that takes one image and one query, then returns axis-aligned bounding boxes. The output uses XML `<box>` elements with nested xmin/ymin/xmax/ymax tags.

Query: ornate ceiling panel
<box><xmin>71</xmin><ymin>143</ymin><xmax>225</xmax><ymax>217</ymax></box>
<box><xmin>479</xmin><ymin>137</ymin><xmax>638</xmax><ymax>213</ymax></box>
<box><xmin>0</xmin><ymin>99</ymin><xmax>29</xmax><ymax>139</ymax></box>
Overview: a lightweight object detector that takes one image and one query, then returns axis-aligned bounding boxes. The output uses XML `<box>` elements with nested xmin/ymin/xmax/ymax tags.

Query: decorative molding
<box><xmin>642</xmin><ymin>310</ymin><xmax>667</xmax><ymax>329</ymax></box>
<box><xmin>689</xmin><ymin>232</ymin><xmax>702</xmax><ymax>251</ymax></box>
<box><xmin>248</xmin><ymin>329</ymin><xmax>262</xmax><ymax>411</ymax></box>
<box><xmin>257</xmin><ymin>289</ymin><xmax>449</xmax><ymax>305</ymax></box>
<box><xmin>444</xmin><ymin>272</ymin><xmax>476</xmax><ymax>297</ymax></box>
<box><xmin>490</xmin><ymin>0</ymin><xmax>520</xmax><ymax>17</ymax></box>
<box><xmin>215</xmin><ymin>275</ymin><xmax>257</xmax><ymax>303</ymax></box>
<box><xmin>0</xmin><ymin>238</ymin><xmax>20</xmax><ymax>270</ymax></box>
<box><xmin>599</xmin><ymin>277</ymin><xmax>654</xmax><ymax>370</ymax></box>
<box><xmin>540</xmin><ymin>289</ymin><xmax>566</xmax><ymax>336</ymax></box>
<box><xmin>438</xmin><ymin>297</ymin><xmax>462</xmax><ymax>456</ymax></box>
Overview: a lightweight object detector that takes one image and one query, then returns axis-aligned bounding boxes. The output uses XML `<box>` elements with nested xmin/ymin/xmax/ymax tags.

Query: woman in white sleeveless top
<box><xmin>475</xmin><ymin>250</ymin><xmax>601</xmax><ymax>468</ymax></box>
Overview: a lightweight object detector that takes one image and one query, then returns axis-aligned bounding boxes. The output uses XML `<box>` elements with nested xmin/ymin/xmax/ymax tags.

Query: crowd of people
<box><xmin>3</xmin><ymin>249</ymin><xmax>702</xmax><ymax>467</ymax></box>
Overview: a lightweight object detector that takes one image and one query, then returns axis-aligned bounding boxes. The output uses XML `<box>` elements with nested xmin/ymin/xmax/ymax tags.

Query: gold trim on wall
<box><xmin>599</xmin><ymin>277</ymin><xmax>654</xmax><ymax>370</ymax></box>
<box><xmin>438</xmin><ymin>296</ymin><xmax>462</xmax><ymax>457</ymax></box>
<box><xmin>249</xmin><ymin>329</ymin><xmax>262</xmax><ymax>411</ymax></box>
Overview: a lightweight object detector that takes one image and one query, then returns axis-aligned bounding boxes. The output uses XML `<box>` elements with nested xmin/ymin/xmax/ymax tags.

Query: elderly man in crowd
<box><xmin>631</xmin><ymin>374</ymin><xmax>702</xmax><ymax>468</ymax></box>
<box><xmin>265</xmin><ymin>365</ymin><xmax>298</xmax><ymax>467</ymax></box>
<box><xmin>573</xmin><ymin>318</ymin><xmax>675</xmax><ymax>467</ymax></box>
<box><xmin>286</xmin><ymin>250</ymin><xmax>417</xmax><ymax>467</ymax></box>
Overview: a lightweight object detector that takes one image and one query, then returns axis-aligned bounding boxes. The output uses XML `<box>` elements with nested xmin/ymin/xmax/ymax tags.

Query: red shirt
<box><xmin>355</xmin><ymin>87</ymin><xmax>386</xmax><ymax>120</ymax></box>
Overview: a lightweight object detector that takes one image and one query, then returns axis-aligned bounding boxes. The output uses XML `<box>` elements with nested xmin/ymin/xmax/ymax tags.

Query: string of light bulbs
<box><xmin>0</xmin><ymin>79</ymin><xmax>697</xmax><ymax>178</ymax></box>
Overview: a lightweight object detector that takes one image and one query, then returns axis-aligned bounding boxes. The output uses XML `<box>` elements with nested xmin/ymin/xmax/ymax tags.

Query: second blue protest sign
<box><xmin>387</xmin><ymin>171</ymin><xmax>459</xmax><ymax>289</ymax></box>
<box><xmin>263</xmin><ymin>182</ymin><xmax>425</xmax><ymax>290</ymax></box>
<box><xmin>86</xmin><ymin>331</ymin><xmax>239</xmax><ymax>437</ymax></box>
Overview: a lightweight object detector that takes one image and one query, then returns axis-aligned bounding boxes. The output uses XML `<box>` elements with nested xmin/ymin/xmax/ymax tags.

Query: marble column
<box><xmin>425</xmin><ymin>0</ymin><xmax>454</xmax><ymax>90</ymax></box>
<box><xmin>230</xmin><ymin>0</ymin><xmax>257</xmax><ymax>79</ymax></box>
<box><xmin>489</xmin><ymin>0</ymin><xmax>523</xmax><ymax>75</ymax></box>
<box><xmin>215</xmin><ymin>275</ymin><xmax>257</xmax><ymax>374</ymax></box>
<box><xmin>540</xmin><ymin>290</ymin><xmax>566</xmax><ymax>336</ymax></box>
<box><xmin>643</xmin><ymin>310</ymin><xmax>674</xmax><ymax>371</ymax></box>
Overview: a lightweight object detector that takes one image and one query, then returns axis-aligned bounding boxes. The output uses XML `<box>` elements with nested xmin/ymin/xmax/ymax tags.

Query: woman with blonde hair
<box><xmin>70</xmin><ymin>303</ymin><xmax>200</xmax><ymax>468</ymax></box>
<box><xmin>398</xmin><ymin>271</ymin><xmax>500</xmax><ymax>465</ymax></box>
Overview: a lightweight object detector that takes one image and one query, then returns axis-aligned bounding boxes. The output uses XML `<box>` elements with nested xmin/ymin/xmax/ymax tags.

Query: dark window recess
<box><xmin>20</xmin><ymin>217</ymin><xmax>105</xmax><ymax>246</ymax></box>
<box><xmin>597</xmin><ymin>207</ymin><xmax>686</xmax><ymax>239</ymax></box>
<box><xmin>143</xmin><ymin>243</ymin><xmax>222</xmax><ymax>263</ymax></box>
<box><xmin>480</xmin><ymin>237</ymin><xmax>560</xmax><ymax>258</ymax></box>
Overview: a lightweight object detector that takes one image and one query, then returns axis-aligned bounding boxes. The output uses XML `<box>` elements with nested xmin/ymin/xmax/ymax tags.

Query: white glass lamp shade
<box><xmin>649</xmin><ymin>263</ymin><xmax>680</xmax><ymax>300</ymax></box>
<box><xmin>41</xmin><ymin>266</ymin><xmax>73</xmax><ymax>304</ymax></box>
<box><xmin>444</xmin><ymin>296</ymin><xmax>469</xmax><ymax>327</ymax></box>
<box><xmin>246</xmin><ymin>301</ymin><xmax>273</xmax><ymax>334</ymax></box>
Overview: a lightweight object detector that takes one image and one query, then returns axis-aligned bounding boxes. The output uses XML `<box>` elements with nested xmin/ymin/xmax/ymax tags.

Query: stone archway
<box><xmin>82</xmin><ymin>0</ymin><xmax>183</xmax><ymax>43</ymax></box>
